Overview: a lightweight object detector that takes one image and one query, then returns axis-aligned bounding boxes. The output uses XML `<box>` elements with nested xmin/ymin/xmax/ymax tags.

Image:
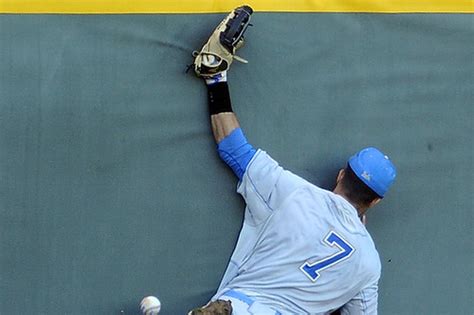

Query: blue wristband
<box><xmin>217</xmin><ymin>128</ymin><xmax>256</xmax><ymax>180</ymax></box>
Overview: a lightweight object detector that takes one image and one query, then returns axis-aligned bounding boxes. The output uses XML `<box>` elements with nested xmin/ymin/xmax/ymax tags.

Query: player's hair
<box><xmin>341</xmin><ymin>164</ymin><xmax>381</xmax><ymax>207</ymax></box>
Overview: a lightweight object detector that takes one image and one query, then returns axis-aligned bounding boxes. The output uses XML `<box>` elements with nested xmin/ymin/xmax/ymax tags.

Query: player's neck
<box><xmin>333</xmin><ymin>188</ymin><xmax>368</xmax><ymax>217</ymax></box>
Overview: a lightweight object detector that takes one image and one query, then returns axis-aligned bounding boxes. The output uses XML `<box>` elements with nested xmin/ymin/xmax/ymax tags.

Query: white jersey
<box><xmin>213</xmin><ymin>150</ymin><xmax>381</xmax><ymax>314</ymax></box>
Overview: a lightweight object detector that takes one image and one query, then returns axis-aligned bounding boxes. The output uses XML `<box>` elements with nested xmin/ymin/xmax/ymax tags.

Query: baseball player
<box><xmin>188</xmin><ymin>6</ymin><xmax>397</xmax><ymax>315</ymax></box>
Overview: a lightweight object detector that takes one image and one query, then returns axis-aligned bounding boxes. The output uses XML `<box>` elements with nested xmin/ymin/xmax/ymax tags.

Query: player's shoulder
<box><xmin>246</xmin><ymin>149</ymin><xmax>311</xmax><ymax>185</ymax></box>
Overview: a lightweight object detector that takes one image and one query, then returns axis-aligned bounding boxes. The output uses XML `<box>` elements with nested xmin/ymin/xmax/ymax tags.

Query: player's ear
<box><xmin>368</xmin><ymin>198</ymin><xmax>381</xmax><ymax>208</ymax></box>
<box><xmin>336</xmin><ymin>168</ymin><xmax>345</xmax><ymax>184</ymax></box>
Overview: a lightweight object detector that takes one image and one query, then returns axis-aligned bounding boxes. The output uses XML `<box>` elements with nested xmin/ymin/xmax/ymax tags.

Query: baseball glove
<box><xmin>188</xmin><ymin>300</ymin><xmax>233</xmax><ymax>315</ymax></box>
<box><xmin>193</xmin><ymin>5</ymin><xmax>253</xmax><ymax>78</ymax></box>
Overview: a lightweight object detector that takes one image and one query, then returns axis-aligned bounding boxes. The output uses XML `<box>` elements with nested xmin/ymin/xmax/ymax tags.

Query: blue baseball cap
<box><xmin>348</xmin><ymin>147</ymin><xmax>397</xmax><ymax>197</ymax></box>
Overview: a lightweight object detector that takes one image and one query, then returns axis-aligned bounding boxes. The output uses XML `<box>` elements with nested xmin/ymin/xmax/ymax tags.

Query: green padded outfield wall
<box><xmin>0</xmin><ymin>6</ymin><xmax>472</xmax><ymax>315</ymax></box>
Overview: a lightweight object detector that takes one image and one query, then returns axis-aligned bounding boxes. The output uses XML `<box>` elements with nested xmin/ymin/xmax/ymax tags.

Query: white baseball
<box><xmin>203</xmin><ymin>54</ymin><xmax>216</xmax><ymax>64</ymax></box>
<box><xmin>140</xmin><ymin>296</ymin><xmax>161</xmax><ymax>315</ymax></box>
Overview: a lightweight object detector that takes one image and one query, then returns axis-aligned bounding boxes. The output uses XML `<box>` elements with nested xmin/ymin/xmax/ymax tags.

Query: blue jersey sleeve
<box><xmin>217</xmin><ymin>128</ymin><xmax>256</xmax><ymax>180</ymax></box>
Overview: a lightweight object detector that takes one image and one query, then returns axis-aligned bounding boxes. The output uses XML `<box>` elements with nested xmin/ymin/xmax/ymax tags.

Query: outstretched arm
<box><xmin>191</xmin><ymin>5</ymin><xmax>255</xmax><ymax>179</ymax></box>
<box><xmin>206</xmin><ymin>81</ymin><xmax>256</xmax><ymax>180</ymax></box>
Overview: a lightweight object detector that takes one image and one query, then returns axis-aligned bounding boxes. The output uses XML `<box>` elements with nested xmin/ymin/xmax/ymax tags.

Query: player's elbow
<box><xmin>217</xmin><ymin>128</ymin><xmax>256</xmax><ymax>179</ymax></box>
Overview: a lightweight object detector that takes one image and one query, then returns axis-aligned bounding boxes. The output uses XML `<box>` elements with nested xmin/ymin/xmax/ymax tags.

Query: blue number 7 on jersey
<box><xmin>300</xmin><ymin>231</ymin><xmax>355</xmax><ymax>282</ymax></box>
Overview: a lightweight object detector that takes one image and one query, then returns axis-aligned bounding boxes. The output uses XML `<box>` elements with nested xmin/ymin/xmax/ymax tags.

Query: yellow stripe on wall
<box><xmin>0</xmin><ymin>0</ymin><xmax>472</xmax><ymax>14</ymax></box>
